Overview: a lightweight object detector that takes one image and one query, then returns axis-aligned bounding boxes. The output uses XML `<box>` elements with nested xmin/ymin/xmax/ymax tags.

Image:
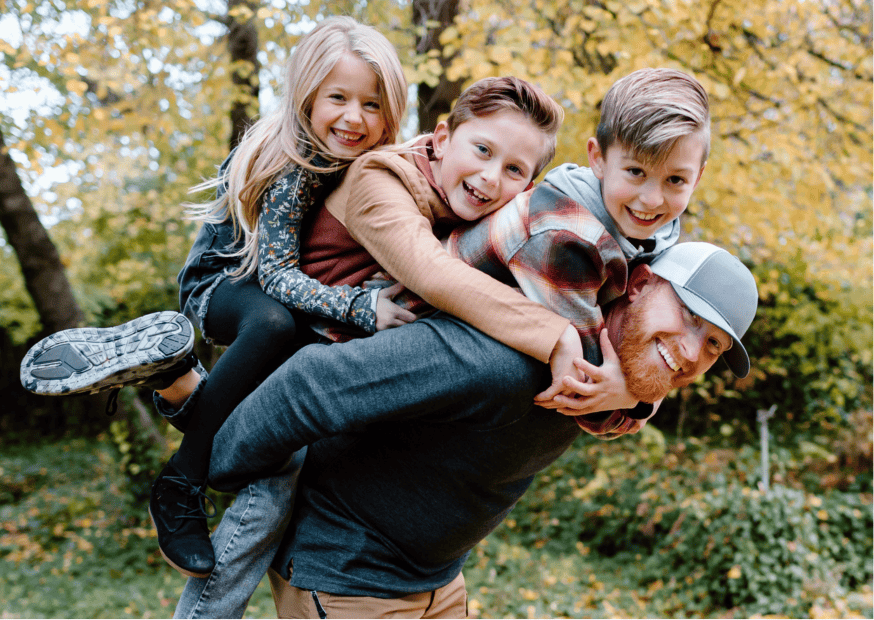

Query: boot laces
<box><xmin>162</xmin><ymin>473</ymin><xmax>217</xmax><ymax>520</ymax></box>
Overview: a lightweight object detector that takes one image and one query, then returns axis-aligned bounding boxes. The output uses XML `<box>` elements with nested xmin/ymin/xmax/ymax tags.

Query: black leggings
<box><xmin>172</xmin><ymin>277</ymin><xmax>304</xmax><ymax>480</ymax></box>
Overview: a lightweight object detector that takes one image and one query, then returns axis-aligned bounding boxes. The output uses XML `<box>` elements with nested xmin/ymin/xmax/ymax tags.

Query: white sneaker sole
<box><xmin>20</xmin><ymin>311</ymin><xmax>194</xmax><ymax>396</ymax></box>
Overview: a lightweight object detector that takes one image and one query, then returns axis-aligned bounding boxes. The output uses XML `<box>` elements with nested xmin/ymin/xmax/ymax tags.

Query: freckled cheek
<box><xmin>686</xmin><ymin>355</ymin><xmax>717</xmax><ymax>378</ymax></box>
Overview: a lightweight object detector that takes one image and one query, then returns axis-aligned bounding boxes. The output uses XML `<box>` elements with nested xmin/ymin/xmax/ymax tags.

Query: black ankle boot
<box><xmin>149</xmin><ymin>460</ymin><xmax>217</xmax><ymax>577</ymax></box>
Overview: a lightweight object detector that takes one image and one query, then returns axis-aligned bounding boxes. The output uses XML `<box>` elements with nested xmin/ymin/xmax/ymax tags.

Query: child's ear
<box><xmin>587</xmin><ymin>137</ymin><xmax>606</xmax><ymax>179</ymax></box>
<box><xmin>626</xmin><ymin>264</ymin><xmax>655</xmax><ymax>301</ymax></box>
<box><xmin>432</xmin><ymin>121</ymin><xmax>451</xmax><ymax>160</ymax></box>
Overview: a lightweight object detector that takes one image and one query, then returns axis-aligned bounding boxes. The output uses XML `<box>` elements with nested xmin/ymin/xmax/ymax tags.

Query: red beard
<box><xmin>616</xmin><ymin>301</ymin><xmax>677</xmax><ymax>404</ymax></box>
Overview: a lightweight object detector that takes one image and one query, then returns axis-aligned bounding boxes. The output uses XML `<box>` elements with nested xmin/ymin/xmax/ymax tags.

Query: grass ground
<box><xmin>0</xmin><ymin>436</ymin><xmax>276</xmax><ymax>618</ymax></box>
<box><xmin>1</xmin><ymin>436</ymin><xmax>871</xmax><ymax>618</ymax></box>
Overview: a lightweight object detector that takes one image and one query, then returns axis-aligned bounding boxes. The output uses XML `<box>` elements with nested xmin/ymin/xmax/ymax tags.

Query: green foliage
<box><xmin>2</xmin><ymin>432</ymin><xmax>871</xmax><ymax>618</ymax></box>
<box><xmin>464</xmin><ymin>538</ymin><xmax>652</xmax><ymax>619</ymax></box>
<box><xmin>491</xmin><ymin>430</ymin><xmax>873</xmax><ymax>618</ymax></box>
<box><xmin>0</xmin><ymin>437</ymin><xmax>168</xmax><ymax>617</ymax></box>
<box><xmin>0</xmin><ymin>245</ymin><xmax>42</xmax><ymax>345</ymax></box>
<box><xmin>750</xmin><ymin>256</ymin><xmax>873</xmax><ymax>426</ymax></box>
<box><xmin>108</xmin><ymin>415</ymin><xmax>168</xmax><ymax>513</ymax></box>
<box><xmin>506</xmin><ymin>426</ymin><xmax>696</xmax><ymax>556</ymax></box>
<box><xmin>0</xmin><ymin>436</ymin><xmax>278</xmax><ymax>618</ymax></box>
<box><xmin>641</xmin><ymin>484</ymin><xmax>873</xmax><ymax>617</ymax></box>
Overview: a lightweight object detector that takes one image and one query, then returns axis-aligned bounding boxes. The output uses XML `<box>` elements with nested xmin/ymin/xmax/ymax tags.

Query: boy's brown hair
<box><xmin>596</xmin><ymin>68</ymin><xmax>710</xmax><ymax>166</ymax></box>
<box><xmin>445</xmin><ymin>76</ymin><xmax>565</xmax><ymax>178</ymax></box>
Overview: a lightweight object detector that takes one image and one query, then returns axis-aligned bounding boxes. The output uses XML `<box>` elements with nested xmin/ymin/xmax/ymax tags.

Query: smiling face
<box><xmin>309</xmin><ymin>52</ymin><xmax>387</xmax><ymax>159</ymax></box>
<box><xmin>588</xmin><ymin>132</ymin><xmax>706</xmax><ymax>240</ymax></box>
<box><xmin>430</xmin><ymin>110</ymin><xmax>549</xmax><ymax>221</ymax></box>
<box><xmin>612</xmin><ymin>267</ymin><xmax>732</xmax><ymax>403</ymax></box>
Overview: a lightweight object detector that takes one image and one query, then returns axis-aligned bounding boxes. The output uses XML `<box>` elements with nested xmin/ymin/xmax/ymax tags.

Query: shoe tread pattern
<box><xmin>20</xmin><ymin>311</ymin><xmax>193</xmax><ymax>396</ymax></box>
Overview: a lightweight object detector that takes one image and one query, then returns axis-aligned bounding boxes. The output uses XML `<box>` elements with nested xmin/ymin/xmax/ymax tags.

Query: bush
<box><xmin>500</xmin><ymin>428</ymin><xmax>872</xmax><ymax>617</ymax></box>
<box><xmin>507</xmin><ymin>428</ymin><xmax>757</xmax><ymax>558</ymax></box>
<box><xmin>108</xmin><ymin>417</ymin><xmax>169</xmax><ymax>513</ymax></box>
<box><xmin>641</xmin><ymin>484</ymin><xmax>873</xmax><ymax>617</ymax></box>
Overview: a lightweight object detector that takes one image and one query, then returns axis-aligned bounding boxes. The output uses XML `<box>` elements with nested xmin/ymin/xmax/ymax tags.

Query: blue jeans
<box><xmin>155</xmin><ymin>375</ymin><xmax>304</xmax><ymax>619</ymax></box>
<box><xmin>172</xmin><ymin>450</ymin><xmax>306</xmax><ymax>619</ymax></box>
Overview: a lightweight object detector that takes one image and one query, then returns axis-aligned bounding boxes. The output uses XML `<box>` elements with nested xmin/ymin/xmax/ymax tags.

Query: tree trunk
<box><xmin>413</xmin><ymin>0</ymin><xmax>463</xmax><ymax>133</ymax></box>
<box><xmin>227</xmin><ymin>0</ymin><xmax>261</xmax><ymax>150</ymax></box>
<box><xmin>0</xmin><ymin>127</ymin><xmax>83</xmax><ymax>334</ymax></box>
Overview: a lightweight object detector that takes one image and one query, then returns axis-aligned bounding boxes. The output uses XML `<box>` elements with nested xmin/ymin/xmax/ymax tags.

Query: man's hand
<box><xmin>375</xmin><ymin>283</ymin><xmax>417</xmax><ymax>331</ymax></box>
<box><xmin>535</xmin><ymin>324</ymin><xmax>584</xmax><ymax>402</ymax></box>
<box><xmin>535</xmin><ymin>329</ymin><xmax>638</xmax><ymax>415</ymax></box>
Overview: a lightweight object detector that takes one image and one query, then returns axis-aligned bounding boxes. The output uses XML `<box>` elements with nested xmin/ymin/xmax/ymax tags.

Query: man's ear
<box><xmin>587</xmin><ymin>137</ymin><xmax>606</xmax><ymax>180</ymax></box>
<box><xmin>432</xmin><ymin>121</ymin><xmax>451</xmax><ymax>161</ymax></box>
<box><xmin>626</xmin><ymin>264</ymin><xmax>655</xmax><ymax>301</ymax></box>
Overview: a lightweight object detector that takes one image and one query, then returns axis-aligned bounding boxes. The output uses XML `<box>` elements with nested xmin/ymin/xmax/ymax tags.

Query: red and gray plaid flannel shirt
<box><xmin>375</xmin><ymin>181</ymin><xmax>629</xmax><ymax>362</ymax></box>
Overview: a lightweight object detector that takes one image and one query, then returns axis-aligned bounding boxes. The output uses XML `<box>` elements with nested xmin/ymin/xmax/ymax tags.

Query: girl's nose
<box><xmin>343</xmin><ymin>104</ymin><xmax>363</xmax><ymax>124</ymax></box>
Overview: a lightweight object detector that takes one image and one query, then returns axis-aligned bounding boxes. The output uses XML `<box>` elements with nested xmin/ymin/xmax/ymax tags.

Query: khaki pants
<box><xmin>267</xmin><ymin>567</ymin><xmax>468</xmax><ymax>619</ymax></box>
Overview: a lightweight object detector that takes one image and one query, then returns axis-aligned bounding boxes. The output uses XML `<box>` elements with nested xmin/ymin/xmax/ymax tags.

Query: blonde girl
<box><xmin>20</xmin><ymin>17</ymin><xmax>409</xmax><ymax>589</ymax></box>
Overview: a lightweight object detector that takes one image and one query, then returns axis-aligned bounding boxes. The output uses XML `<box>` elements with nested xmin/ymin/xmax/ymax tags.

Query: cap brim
<box><xmin>669</xmin><ymin>282</ymin><xmax>750</xmax><ymax>378</ymax></box>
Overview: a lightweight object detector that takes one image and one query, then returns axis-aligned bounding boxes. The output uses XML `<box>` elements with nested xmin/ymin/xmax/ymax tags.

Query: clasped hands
<box><xmin>536</xmin><ymin>327</ymin><xmax>655</xmax><ymax>439</ymax></box>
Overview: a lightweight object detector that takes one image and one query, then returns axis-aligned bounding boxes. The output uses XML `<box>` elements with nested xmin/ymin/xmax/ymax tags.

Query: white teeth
<box><xmin>465</xmin><ymin>183</ymin><xmax>489</xmax><ymax>203</ymax></box>
<box><xmin>333</xmin><ymin>129</ymin><xmax>362</xmax><ymax>141</ymax></box>
<box><xmin>629</xmin><ymin>208</ymin><xmax>659</xmax><ymax>221</ymax></box>
<box><xmin>657</xmin><ymin>342</ymin><xmax>680</xmax><ymax>371</ymax></box>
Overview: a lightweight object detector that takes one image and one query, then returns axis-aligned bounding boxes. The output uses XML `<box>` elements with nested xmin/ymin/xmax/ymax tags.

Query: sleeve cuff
<box><xmin>625</xmin><ymin>401</ymin><xmax>654</xmax><ymax>420</ymax></box>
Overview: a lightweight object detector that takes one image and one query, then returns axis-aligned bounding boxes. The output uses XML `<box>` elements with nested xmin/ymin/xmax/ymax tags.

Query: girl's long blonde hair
<box><xmin>188</xmin><ymin>16</ymin><xmax>407</xmax><ymax>278</ymax></box>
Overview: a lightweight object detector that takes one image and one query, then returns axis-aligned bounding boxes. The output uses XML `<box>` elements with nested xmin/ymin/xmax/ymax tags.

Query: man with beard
<box><xmin>199</xmin><ymin>242</ymin><xmax>757</xmax><ymax>618</ymax></box>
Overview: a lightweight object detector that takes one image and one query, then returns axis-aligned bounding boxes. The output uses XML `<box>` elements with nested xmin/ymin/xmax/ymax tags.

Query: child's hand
<box><xmin>535</xmin><ymin>324</ymin><xmax>584</xmax><ymax>403</ymax></box>
<box><xmin>535</xmin><ymin>329</ymin><xmax>639</xmax><ymax>415</ymax></box>
<box><xmin>375</xmin><ymin>283</ymin><xmax>416</xmax><ymax>331</ymax></box>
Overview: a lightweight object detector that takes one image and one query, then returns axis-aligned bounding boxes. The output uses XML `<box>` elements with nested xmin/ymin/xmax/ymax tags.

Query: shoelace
<box><xmin>162</xmin><ymin>473</ymin><xmax>218</xmax><ymax>520</ymax></box>
<box><xmin>105</xmin><ymin>388</ymin><xmax>121</xmax><ymax>416</ymax></box>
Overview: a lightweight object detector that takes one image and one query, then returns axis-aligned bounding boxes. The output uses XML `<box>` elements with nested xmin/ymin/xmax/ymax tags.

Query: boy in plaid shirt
<box><xmin>386</xmin><ymin>68</ymin><xmax>711</xmax><ymax>416</ymax></box>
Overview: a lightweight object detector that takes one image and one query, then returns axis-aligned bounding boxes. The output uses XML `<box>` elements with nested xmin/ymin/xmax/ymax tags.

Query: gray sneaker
<box><xmin>20</xmin><ymin>311</ymin><xmax>195</xmax><ymax>396</ymax></box>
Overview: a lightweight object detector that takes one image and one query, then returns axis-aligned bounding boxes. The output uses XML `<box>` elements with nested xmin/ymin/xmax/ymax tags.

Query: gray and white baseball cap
<box><xmin>649</xmin><ymin>242</ymin><xmax>758</xmax><ymax>378</ymax></box>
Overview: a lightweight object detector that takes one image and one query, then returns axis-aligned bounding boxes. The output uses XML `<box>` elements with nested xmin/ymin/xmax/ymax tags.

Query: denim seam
<box><xmin>152</xmin><ymin>362</ymin><xmax>209</xmax><ymax>424</ymax></box>
<box><xmin>195</xmin><ymin>272</ymin><xmax>228</xmax><ymax>345</ymax></box>
<box><xmin>189</xmin><ymin>482</ymin><xmax>259</xmax><ymax>617</ymax></box>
